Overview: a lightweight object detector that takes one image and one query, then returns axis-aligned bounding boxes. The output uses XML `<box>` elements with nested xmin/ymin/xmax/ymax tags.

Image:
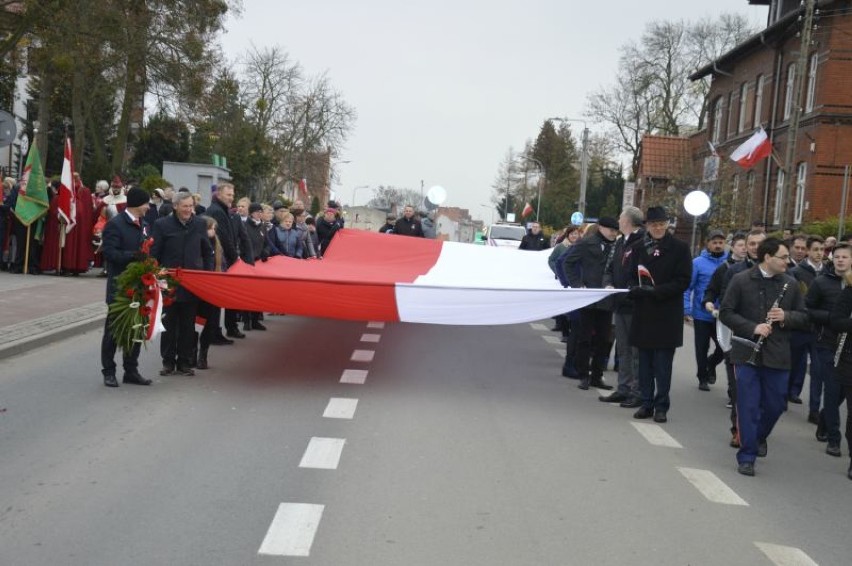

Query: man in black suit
<box><xmin>206</xmin><ymin>182</ymin><xmax>246</xmax><ymax>339</ymax></box>
<box><xmin>100</xmin><ymin>187</ymin><xmax>152</xmax><ymax>387</ymax></box>
<box><xmin>150</xmin><ymin>192</ymin><xmax>214</xmax><ymax>376</ymax></box>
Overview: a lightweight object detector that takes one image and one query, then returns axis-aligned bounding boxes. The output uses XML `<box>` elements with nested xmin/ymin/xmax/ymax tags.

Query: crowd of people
<box><xmin>543</xmin><ymin>207</ymin><xmax>852</xmax><ymax>480</ymax></box>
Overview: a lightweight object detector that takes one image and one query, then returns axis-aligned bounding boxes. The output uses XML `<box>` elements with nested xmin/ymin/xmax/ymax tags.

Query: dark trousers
<box><xmin>160</xmin><ymin>300</ymin><xmax>197</xmax><ymax>368</ymax></box>
<box><xmin>821</xmin><ymin>347</ymin><xmax>848</xmax><ymax>447</ymax></box>
<box><xmin>225</xmin><ymin>308</ymin><xmax>240</xmax><ymax>332</ymax></box>
<box><xmin>574</xmin><ymin>308</ymin><xmax>612</xmax><ymax>380</ymax></box>
<box><xmin>199</xmin><ymin>303</ymin><xmax>220</xmax><ymax>349</ymax></box>
<box><xmin>693</xmin><ymin>319</ymin><xmax>724</xmax><ymax>382</ymax></box>
<box><xmin>725</xmin><ymin>355</ymin><xmax>738</xmax><ymax>433</ymax></box>
<box><xmin>789</xmin><ymin>331</ymin><xmax>819</xmax><ymax>411</ymax></box>
<box><xmin>637</xmin><ymin>348</ymin><xmax>675</xmax><ymax>412</ymax></box>
<box><xmin>734</xmin><ymin>364</ymin><xmax>788</xmax><ymax>464</ymax></box>
<box><xmin>100</xmin><ymin>317</ymin><xmax>140</xmax><ymax>376</ymax></box>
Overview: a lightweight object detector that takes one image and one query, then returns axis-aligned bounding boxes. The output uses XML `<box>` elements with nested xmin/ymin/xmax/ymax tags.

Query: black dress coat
<box><xmin>625</xmin><ymin>232</ymin><xmax>693</xmax><ymax>349</ymax></box>
<box><xmin>150</xmin><ymin>214</ymin><xmax>214</xmax><ymax>302</ymax></box>
<box><xmin>101</xmin><ymin>211</ymin><xmax>148</xmax><ymax>303</ymax></box>
<box><xmin>206</xmin><ymin>198</ymin><xmax>238</xmax><ymax>267</ymax></box>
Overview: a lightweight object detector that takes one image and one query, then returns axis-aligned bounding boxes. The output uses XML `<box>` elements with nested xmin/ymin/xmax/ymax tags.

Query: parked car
<box><xmin>484</xmin><ymin>223</ymin><xmax>526</xmax><ymax>249</ymax></box>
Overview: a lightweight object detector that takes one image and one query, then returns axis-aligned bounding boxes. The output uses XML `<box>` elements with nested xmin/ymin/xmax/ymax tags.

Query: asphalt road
<box><xmin>0</xmin><ymin>316</ymin><xmax>849</xmax><ymax>565</ymax></box>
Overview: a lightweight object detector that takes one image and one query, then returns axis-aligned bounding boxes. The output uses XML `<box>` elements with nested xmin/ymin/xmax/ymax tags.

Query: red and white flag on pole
<box><xmin>56</xmin><ymin>137</ymin><xmax>77</xmax><ymax>234</ymax></box>
<box><xmin>521</xmin><ymin>202</ymin><xmax>533</xmax><ymax>218</ymax></box>
<box><xmin>298</xmin><ymin>178</ymin><xmax>309</xmax><ymax>199</ymax></box>
<box><xmin>729</xmin><ymin>128</ymin><xmax>772</xmax><ymax>169</ymax></box>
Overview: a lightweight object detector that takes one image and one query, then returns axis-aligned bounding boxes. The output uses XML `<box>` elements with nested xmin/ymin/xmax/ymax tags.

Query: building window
<box><xmin>711</xmin><ymin>97</ymin><xmax>724</xmax><ymax>144</ymax></box>
<box><xmin>794</xmin><ymin>162</ymin><xmax>807</xmax><ymax>224</ymax></box>
<box><xmin>727</xmin><ymin>92</ymin><xmax>736</xmax><ymax>139</ymax></box>
<box><xmin>774</xmin><ymin>169</ymin><xmax>785</xmax><ymax>226</ymax></box>
<box><xmin>738</xmin><ymin>82</ymin><xmax>750</xmax><ymax>133</ymax></box>
<box><xmin>784</xmin><ymin>63</ymin><xmax>796</xmax><ymax>120</ymax></box>
<box><xmin>754</xmin><ymin>75</ymin><xmax>765</xmax><ymax>128</ymax></box>
<box><xmin>805</xmin><ymin>53</ymin><xmax>818</xmax><ymax>113</ymax></box>
<box><xmin>731</xmin><ymin>174</ymin><xmax>740</xmax><ymax>223</ymax></box>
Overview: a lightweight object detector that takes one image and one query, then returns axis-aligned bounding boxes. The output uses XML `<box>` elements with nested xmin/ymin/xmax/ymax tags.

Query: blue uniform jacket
<box><xmin>684</xmin><ymin>249</ymin><xmax>728</xmax><ymax>322</ymax></box>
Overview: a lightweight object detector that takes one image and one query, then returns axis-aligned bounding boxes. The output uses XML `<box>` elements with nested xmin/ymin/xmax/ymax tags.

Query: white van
<box><xmin>484</xmin><ymin>223</ymin><xmax>526</xmax><ymax>249</ymax></box>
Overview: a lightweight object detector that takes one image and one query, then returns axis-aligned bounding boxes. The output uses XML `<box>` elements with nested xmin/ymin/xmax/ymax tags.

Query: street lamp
<box><xmin>519</xmin><ymin>155</ymin><xmax>545</xmax><ymax>221</ymax></box>
<box><xmin>549</xmin><ymin>116</ymin><xmax>590</xmax><ymax>216</ymax></box>
<box><xmin>351</xmin><ymin>184</ymin><xmax>370</xmax><ymax>206</ymax></box>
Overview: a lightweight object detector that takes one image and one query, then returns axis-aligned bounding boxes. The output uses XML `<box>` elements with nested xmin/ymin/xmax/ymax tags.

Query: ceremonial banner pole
<box><xmin>23</xmin><ymin>225</ymin><xmax>31</xmax><ymax>275</ymax></box>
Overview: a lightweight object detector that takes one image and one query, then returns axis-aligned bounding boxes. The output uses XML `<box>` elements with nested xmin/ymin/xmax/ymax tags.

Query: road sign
<box><xmin>570</xmin><ymin>211</ymin><xmax>584</xmax><ymax>225</ymax></box>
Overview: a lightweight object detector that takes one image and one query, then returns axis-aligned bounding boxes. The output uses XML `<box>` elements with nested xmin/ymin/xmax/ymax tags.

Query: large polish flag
<box><xmin>729</xmin><ymin>128</ymin><xmax>772</xmax><ymax>169</ymax></box>
<box><xmin>174</xmin><ymin>229</ymin><xmax>623</xmax><ymax>325</ymax></box>
<box><xmin>56</xmin><ymin>137</ymin><xmax>77</xmax><ymax>234</ymax></box>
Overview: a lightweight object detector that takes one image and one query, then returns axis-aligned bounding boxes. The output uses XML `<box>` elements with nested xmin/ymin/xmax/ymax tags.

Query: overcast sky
<box><xmin>219</xmin><ymin>1</ymin><xmax>768</xmax><ymax>221</ymax></box>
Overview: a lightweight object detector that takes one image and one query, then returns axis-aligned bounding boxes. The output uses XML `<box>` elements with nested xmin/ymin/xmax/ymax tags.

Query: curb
<box><xmin>0</xmin><ymin>313</ymin><xmax>105</xmax><ymax>361</ymax></box>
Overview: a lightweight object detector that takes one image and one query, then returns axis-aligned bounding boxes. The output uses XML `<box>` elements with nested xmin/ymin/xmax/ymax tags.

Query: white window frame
<box><xmin>727</xmin><ymin>92</ymin><xmax>736</xmax><ymax>139</ymax></box>
<box><xmin>774</xmin><ymin>169</ymin><xmax>785</xmax><ymax>226</ymax></box>
<box><xmin>753</xmin><ymin>75</ymin><xmax>765</xmax><ymax>128</ymax></box>
<box><xmin>731</xmin><ymin>174</ymin><xmax>740</xmax><ymax>223</ymax></box>
<box><xmin>738</xmin><ymin>83</ymin><xmax>749</xmax><ymax>133</ymax></box>
<box><xmin>805</xmin><ymin>53</ymin><xmax>818</xmax><ymax>113</ymax></box>
<box><xmin>784</xmin><ymin>63</ymin><xmax>796</xmax><ymax>120</ymax></box>
<box><xmin>712</xmin><ymin>97</ymin><xmax>724</xmax><ymax>144</ymax></box>
<box><xmin>794</xmin><ymin>162</ymin><xmax>807</xmax><ymax>224</ymax></box>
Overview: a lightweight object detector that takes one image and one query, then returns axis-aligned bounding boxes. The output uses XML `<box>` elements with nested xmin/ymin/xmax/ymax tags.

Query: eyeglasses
<box><xmin>773</xmin><ymin>254</ymin><xmax>791</xmax><ymax>261</ymax></box>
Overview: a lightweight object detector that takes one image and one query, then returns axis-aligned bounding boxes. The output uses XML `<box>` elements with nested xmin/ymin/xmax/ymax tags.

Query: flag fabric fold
<box><xmin>56</xmin><ymin>137</ymin><xmax>76</xmax><ymax>234</ymax></box>
<box><xmin>13</xmin><ymin>141</ymin><xmax>49</xmax><ymax>226</ymax></box>
<box><xmin>730</xmin><ymin>128</ymin><xmax>772</xmax><ymax>169</ymax></box>
<box><xmin>522</xmin><ymin>202</ymin><xmax>533</xmax><ymax>218</ymax></box>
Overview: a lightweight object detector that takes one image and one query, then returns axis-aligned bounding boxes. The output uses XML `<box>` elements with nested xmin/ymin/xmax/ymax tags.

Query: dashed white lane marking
<box><xmin>754</xmin><ymin>542</ymin><xmax>819</xmax><ymax>566</ymax></box>
<box><xmin>340</xmin><ymin>369</ymin><xmax>368</xmax><ymax>384</ymax></box>
<box><xmin>323</xmin><ymin>398</ymin><xmax>358</xmax><ymax>419</ymax></box>
<box><xmin>554</xmin><ymin>348</ymin><xmax>565</xmax><ymax>357</ymax></box>
<box><xmin>300</xmin><ymin>437</ymin><xmax>346</xmax><ymax>469</ymax></box>
<box><xmin>596</xmin><ymin>388</ymin><xmax>615</xmax><ymax>398</ymax></box>
<box><xmin>367</xmin><ymin>321</ymin><xmax>385</xmax><ymax>329</ymax></box>
<box><xmin>677</xmin><ymin>467</ymin><xmax>749</xmax><ymax>506</ymax></box>
<box><xmin>530</xmin><ymin>323</ymin><xmax>549</xmax><ymax>331</ymax></box>
<box><xmin>542</xmin><ymin>335</ymin><xmax>563</xmax><ymax>345</ymax></box>
<box><xmin>360</xmin><ymin>333</ymin><xmax>381</xmax><ymax>343</ymax></box>
<box><xmin>351</xmin><ymin>349</ymin><xmax>375</xmax><ymax>362</ymax></box>
<box><xmin>258</xmin><ymin>503</ymin><xmax>324</xmax><ymax>556</ymax></box>
<box><xmin>631</xmin><ymin>422</ymin><xmax>683</xmax><ymax>448</ymax></box>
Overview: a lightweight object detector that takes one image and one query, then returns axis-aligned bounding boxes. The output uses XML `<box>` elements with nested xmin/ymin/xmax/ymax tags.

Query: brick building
<box><xmin>687</xmin><ymin>0</ymin><xmax>852</xmax><ymax>229</ymax></box>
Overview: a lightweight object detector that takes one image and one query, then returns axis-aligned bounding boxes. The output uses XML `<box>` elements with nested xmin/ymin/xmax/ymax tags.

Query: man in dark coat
<box><xmin>150</xmin><ymin>192</ymin><xmax>213</xmax><ymax>376</ymax></box>
<box><xmin>316</xmin><ymin>207</ymin><xmax>344</xmax><ymax>255</ymax></box>
<box><xmin>720</xmin><ymin>238</ymin><xmax>809</xmax><ymax>477</ymax></box>
<box><xmin>393</xmin><ymin>205</ymin><xmax>424</xmax><ymax>237</ymax></box>
<box><xmin>788</xmin><ymin>235</ymin><xmax>824</xmax><ymax>414</ymax></box>
<box><xmin>563</xmin><ymin>216</ymin><xmax>620</xmax><ymax>391</ymax></box>
<box><xmin>626</xmin><ymin>206</ymin><xmax>692</xmax><ymax>423</ymax></box>
<box><xmin>206</xmin><ymin>182</ymin><xmax>246</xmax><ymax>339</ymax></box>
<box><xmin>100</xmin><ymin>188</ymin><xmax>152</xmax><ymax>388</ymax></box>
<box><xmin>243</xmin><ymin>203</ymin><xmax>267</xmax><ymax>331</ymax></box>
<box><xmin>519</xmin><ymin>222</ymin><xmax>550</xmax><ymax>251</ymax></box>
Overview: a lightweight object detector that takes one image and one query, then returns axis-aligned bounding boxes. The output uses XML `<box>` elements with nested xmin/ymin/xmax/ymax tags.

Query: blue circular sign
<box><xmin>570</xmin><ymin>211</ymin><xmax>584</xmax><ymax>225</ymax></box>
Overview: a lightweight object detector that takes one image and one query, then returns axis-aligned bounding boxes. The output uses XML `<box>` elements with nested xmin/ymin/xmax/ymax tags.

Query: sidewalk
<box><xmin>0</xmin><ymin>271</ymin><xmax>106</xmax><ymax>360</ymax></box>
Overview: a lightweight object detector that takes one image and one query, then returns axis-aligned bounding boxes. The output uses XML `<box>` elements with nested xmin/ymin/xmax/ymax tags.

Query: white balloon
<box><xmin>426</xmin><ymin>185</ymin><xmax>447</xmax><ymax>205</ymax></box>
<box><xmin>684</xmin><ymin>190</ymin><xmax>711</xmax><ymax>216</ymax></box>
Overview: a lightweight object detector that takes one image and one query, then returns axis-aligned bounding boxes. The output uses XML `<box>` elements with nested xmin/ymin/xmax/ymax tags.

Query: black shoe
<box><xmin>561</xmin><ymin>364</ymin><xmax>579</xmax><ymax>379</ymax></box>
<box><xmin>175</xmin><ymin>366</ymin><xmax>195</xmax><ymax>376</ymax></box>
<box><xmin>226</xmin><ymin>329</ymin><xmax>246</xmax><ymax>339</ymax></box>
<box><xmin>633</xmin><ymin>407</ymin><xmax>654</xmax><ymax>419</ymax></box>
<box><xmin>123</xmin><ymin>371</ymin><xmax>152</xmax><ymax>386</ymax></box>
<box><xmin>578</xmin><ymin>378</ymin><xmax>590</xmax><ymax>390</ymax></box>
<box><xmin>807</xmin><ymin>411</ymin><xmax>819</xmax><ymax>425</ymax></box>
<box><xmin>620</xmin><ymin>397</ymin><xmax>643</xmax><ymax>408</ymax></box>
<box><xmin>816</xmin><ymin>414</ymin><xmax>827</xmax><ymax>442</ymax></box>
<box><xmin>788</xmin><ymin>395</ymin><xmax>803</xmax><ymax>405</ymax></box>
<box><xmin>707</xmin><ymin>369</ymin><xmax>717</xmax><ymax>385</ymax></box>
<box><xmin>730</xmin><ymin>433</ymin><xmax>740</xmax><ymax>448</ymax></box>
<box><xmin>827</xmin><ymin>443</ymin><xmax>842</xmax><ymax>457</ymax></box>
<box><xmin>160</xmin><ymin>364</ymin><xmax>176</xmax><ymax>376</ymax></box>
<box><xmin>251</xmin><ymin>322</ymin><xmax>267</xmax><ymax>331</ymax></box>
<box><xmin>589</xmin><ymin>378</ymin><xmax>613</xmax><ymax>391</ymax></box>
<box><xmin>757</xmin><ymin>440</ymin><xmax>768</xmax><ymax>458</ymax></box>
<box><xmin>653</xmin><ymin>410</ymin><xmax>667</xmax><ymax>423</ymax></box>
<box><xmin>599</xmin><ymin>392</ymin><xmax>627</xmax><ymax>403</ymax></box>
<box><xmin>210</xmin><ymin>335</ymin><xmax>234</xmax><ymax>345</ymax></box>
<box><xmin>104</xmin><ymin>374</ymin><xmax>119</xmax><ymax>388</ymax></box>
<box><xmin>737</xmin><ymin>462</ymin><xmax>755</xmax><ymax>477</ymax></box>
<box><xmin>698</xmin><ymin>381</ymin><xmax>710</xmax><ymax>391</ymax></box>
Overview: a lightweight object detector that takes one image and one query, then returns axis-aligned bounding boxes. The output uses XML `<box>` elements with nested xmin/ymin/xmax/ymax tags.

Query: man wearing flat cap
<box><xmin>625</xmin><ymin>206</ymin><xmax>692</xmax><ymax>423</ymax></box>
<box><xmin>684</xmin><ymin>229</ymin><xmax>729</xmax><ymax>391</ymax></box>
<box><xmin>560</xmin><ymin>216</ymin><xmax>620</xmax><ymax>391</ymax></box>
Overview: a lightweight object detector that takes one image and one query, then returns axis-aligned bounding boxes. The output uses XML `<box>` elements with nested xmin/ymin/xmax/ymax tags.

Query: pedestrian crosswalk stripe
<box><xmin>555</xmin><ymin>348</ymin><xmax>565</xmax><ymax>357</ymax></box>
<box><xmin>258</xmin><ymin>503</ymin><xmax>324</xmax><ymax>556</ymax></box>
<box><xmin>323</xmin><ymin>398</ymin><xmax>358</xmax><ymax>419</ymax></box>
<box><xmin>677</xmin><ymin>467</ymin><xmax>748</xmax><ymax>506</ymax></box>
<box><xmin>300</xmin><ymin>437</ymin><xmax>346</xmax><ymax>469</ymax></box>
<box><xmin>631</xmin><ymin>422</ymin><xmax>683</xmax><ymax>448</ymax></box>
<box><xmin>542</xmin><ymin>335</ymin><xmax>562</xmax><ymax>345</ymax></box>
<box><xmin>754</xmin><ymin>542</ymin><xmax>818</xmax><ymax>566</ymax></box>
<box><xmin>530</xmin><ymin>323</ymin><xmax>549</xmax><ymax>331</ymax></box>
<box><xmin>351</xmin><ymin>349</ymin><xmax>375</xmax><ymax>362</ymax></box>
<box><xmin>367</xmin><ymin>321</ymin><xmax>385</xmax><ymax>329</ymax></box>
<box><xmin>340</xmin><ymin>369</ymin><xmax>368</xmax><ymax>384</ymax></box>
<box><xmin>360</xmin><ymin>333</ymin><xmax>381</xmax><ymax>343</ymax></box>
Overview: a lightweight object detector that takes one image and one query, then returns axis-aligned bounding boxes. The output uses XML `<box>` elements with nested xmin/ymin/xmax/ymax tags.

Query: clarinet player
<box><xmin>829</xmin><ymin>266</ymin><xmax>852</xmax><ymax>480</ymax></box>
<box><xmin>720</xmin><ymin>238</ymin><xmax>809</xmax><ymax>477</ymax></box>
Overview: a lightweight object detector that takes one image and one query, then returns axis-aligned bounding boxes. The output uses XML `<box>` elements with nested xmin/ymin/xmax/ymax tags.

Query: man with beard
<box><xmin>626</xmin><ymin>206</ymin><xmax>692</xmax><ymax>423</ymax></box>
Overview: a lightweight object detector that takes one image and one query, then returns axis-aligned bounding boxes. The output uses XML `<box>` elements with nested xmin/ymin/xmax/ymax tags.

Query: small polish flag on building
<box><xmin>522</xmin><ymin>202</ymin><xmax>533</xmax><ymax>218</ymax></box>
<box><xmin>730</xmin><ymin>128</ymin><xmax>772</xmax><ymax>169</ymax></box>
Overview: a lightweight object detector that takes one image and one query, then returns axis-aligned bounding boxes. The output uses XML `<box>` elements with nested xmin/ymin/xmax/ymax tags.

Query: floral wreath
<box><xmin>108</xmin><ymin>237</ymin><xmax>178</xmax><ymax>352</ymax></box>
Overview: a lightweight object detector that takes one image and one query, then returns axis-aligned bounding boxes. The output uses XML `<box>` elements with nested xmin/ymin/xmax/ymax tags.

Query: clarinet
<box><xmin>747</xmin><ymin>282</ymin><xmax>790</xmax><ymax>366</ymax></box>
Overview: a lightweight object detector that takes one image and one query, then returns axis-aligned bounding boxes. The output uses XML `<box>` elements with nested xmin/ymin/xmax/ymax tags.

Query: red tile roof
<box><xmin>638</xmin><ymin>135</ymin><xmax>692</xmax><ymax>180</ymax></box>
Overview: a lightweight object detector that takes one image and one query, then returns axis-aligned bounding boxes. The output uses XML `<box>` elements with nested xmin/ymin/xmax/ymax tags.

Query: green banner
<box><xmin>13</xmin><ymin>142</ymin><xmax>49</xmax><ymax>227</ymax></box>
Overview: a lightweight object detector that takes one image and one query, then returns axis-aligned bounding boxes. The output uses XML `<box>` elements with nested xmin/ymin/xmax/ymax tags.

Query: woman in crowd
<box><xmin>266</xmin><ymin>212</ymin><xmax>304</xmax><ymax>258</ymax></box>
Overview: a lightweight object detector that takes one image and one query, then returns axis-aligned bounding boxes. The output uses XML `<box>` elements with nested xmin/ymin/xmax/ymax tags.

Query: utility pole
<box><xmin>779</xmin><ymin>0</ymin><xmax>816</xmax><ymax>228</ymax></box>
<box><xmin>578</xmin><ymin>126</ymin><xmax>590</xmax><ymax>216</ymax></box>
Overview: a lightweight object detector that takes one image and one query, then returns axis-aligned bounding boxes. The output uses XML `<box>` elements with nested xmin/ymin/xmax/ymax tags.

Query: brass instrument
<box><xmin>747</xmin><ymin>282</ymin><xmax>789</xmax><ymax>365</ymax></box>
